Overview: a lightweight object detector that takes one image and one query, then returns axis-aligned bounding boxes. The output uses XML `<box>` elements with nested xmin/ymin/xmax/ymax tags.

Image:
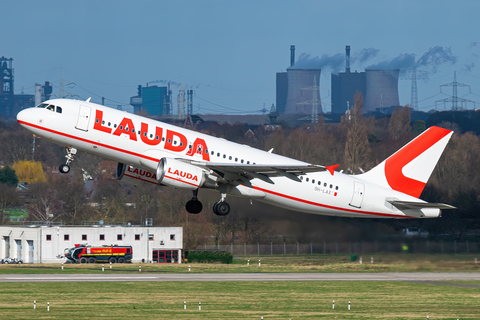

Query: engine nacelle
<box><xmin>156</xmin><ymin>157</ymin><xmax>206</xmax><ymax>190</ymax></box>
<box><xmin>116</xmin><ymin>163</ymin><xmax>158</xmax><ymax>187</ymax></box>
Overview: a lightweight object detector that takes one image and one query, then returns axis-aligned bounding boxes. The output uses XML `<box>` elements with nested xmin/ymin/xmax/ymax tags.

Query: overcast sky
<box><xmin>3</xmin><ymin>0</ymin><xmax>480</xmax><ymax>114</ymax></box>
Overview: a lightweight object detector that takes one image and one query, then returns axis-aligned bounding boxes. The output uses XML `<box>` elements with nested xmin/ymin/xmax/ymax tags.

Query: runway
<box><xmin>1</xmin><ymin>272</ymin><xmax>480</xmax><ymax>283</ymax></box>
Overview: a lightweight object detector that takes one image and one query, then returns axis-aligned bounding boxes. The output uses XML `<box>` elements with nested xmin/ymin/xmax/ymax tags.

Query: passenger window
<box><xmin>205</xmin><ymin>149</ymin><xmax>208</xmax><ymax>153</ymax></box>
<box><xmin>300</xmin><ymin>176</ymin><xmax>304</xmax><ymax>181</ymax></box>
<box><xmin>114</xmin><ymin>124</ymin><xmax>117</xmax><ymax>128</ymax></box>
<box><xmin>162</xmin><ymin>137</ymin><xmax>165</xmax><ymax>141</ymax></box>
<box><xmin>168</xmin><ymin>139</ymin><xmax>171</xmax><ymax>143</ymax></box>
<box><xmin>102</xmin><ymin>120</ymin><xmax>105</xmax><ymax>124</ymax></box>
<box><xmin>155</xmin><ymin>136</ymin><xmax>159</xmax><ymax>140</ymax></box>
<box><xmin>235</xmin><ymin>158</ymin><xmax>238</xmax><ymax>162</ymax></box>
<box><xmin>174</xmin><ymin>141</ymin><xmax>177</xmax><ymax>145</ymax></box>
<box><xmin>56</xmin><ymin>106</ymin><xmax>62</xmax><ymax>113</ymax></box>
<box><xmin>211</xmin><ymin>151</ymin><xmax>214</xmax><ymax>155</ymax></box>
<box><xmin>306</xmin><ymin>178</ymin><xmax>309</xmax><ymax>182</ymax></box>
<box><xmin>180</xmin><ymin>143</ymin><xmax>183</xmax><ymax>147</ymax></box>
<box><xmin>108</xmin><ymin>122</ymin><xmax>111</xmax><ymax>126</ymax></box>
<box><xmin>217</xmin><ymin>153</ymin><xmax>220</xmax><ymax>157</ymax></box>
<box><xmin>247</xmin><ymin>161</ymin><xmax>250</xmax><ymax>164</ymax></box>
<box><xmin>119</xmin><ymin>125</ymin><xmax>123</xmax><ymax>130</ymax></box>
<box><xmin>150</xmin><ymin>134</ymin><xmax>153</xmax><ymax>138</ymax></box>
<box><xmin>330</xmin><ymin>184</ymin><xmax>333</xmax><ymax>188</ymax></box>
<box><xmin>312</xmin><ymin>179</ymin><xmax>315</xmax><ymax>184</ymax></box>
<box><xmin>335</xmin><ymin>186</ymin><xmax>339</xmax><ymax>190</ymax></box>
<box><xmin>318</xmin><ymin>181</ymin><xmax>321</xmax><ymax>185</ymax></box>
<box><xmin>241</xmin><ymin>160</ymin><xmax>244</xmax><ymax>163</ymax></box>
<box><xmin>324</xmin><ymin>183</ymin><xmax>327</xmax><ymax>187</ymax></box>
<box><xmin>223</xmin><ymin>155</ymin><xmax>226</xmax><ymax>159</ymax></box>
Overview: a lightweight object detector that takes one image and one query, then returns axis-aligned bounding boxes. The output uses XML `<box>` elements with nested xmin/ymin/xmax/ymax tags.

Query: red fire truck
<box><xmin>65</xmin><ymin>244</ymin><xmax>133</xmax><ymax>263</ymax></box>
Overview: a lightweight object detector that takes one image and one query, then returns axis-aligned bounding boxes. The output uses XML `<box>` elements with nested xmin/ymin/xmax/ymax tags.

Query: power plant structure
<box><xmin>276</xmin><ymin>45</ymin><xmax>323</xmax><ymax>118</ymax></box>
<box><xmin>0</xmin><ymin>57</ymin><xmax>35</xmax><ymax>118</ymax></box>
<box><xmin>363</xmin><ymin>69</ymin><xmax>400</xmax><ymax>113</ymax></box>
<box><xmin>331</xmin><ymin>46</ymin><xmax>366</xmax><ymax>114</ymax></box>
<box><xmin>330</xmin><ymin>46</ymin><xmax>400</xmax><ymax>114</ymax></box>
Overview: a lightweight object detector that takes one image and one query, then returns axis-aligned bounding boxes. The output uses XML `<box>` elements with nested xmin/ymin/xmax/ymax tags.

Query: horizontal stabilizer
<box><xmin>387</xmin><ymin>200</ymin><xmax>456</xmax><ymax>210</ymax></box>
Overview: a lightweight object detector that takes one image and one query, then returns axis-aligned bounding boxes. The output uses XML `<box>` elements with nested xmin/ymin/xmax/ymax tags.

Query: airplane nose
<box><xmin>16</xmin><ymin>108</ymin><xmax>31</xmax><ymax>125</ymax></box>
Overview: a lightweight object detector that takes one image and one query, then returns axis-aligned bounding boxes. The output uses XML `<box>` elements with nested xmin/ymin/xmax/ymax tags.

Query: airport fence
<box><xmin>195</xmin><ymin>240</ymin><xmax>480</xmax><ymax>255</ymax></box>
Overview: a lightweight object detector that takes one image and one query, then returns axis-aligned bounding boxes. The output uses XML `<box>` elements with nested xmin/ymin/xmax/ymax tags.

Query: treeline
<box><xmin>1</xmin><ymin>97</ymin><xmax>479</xmax><ymax>247</ymax></box>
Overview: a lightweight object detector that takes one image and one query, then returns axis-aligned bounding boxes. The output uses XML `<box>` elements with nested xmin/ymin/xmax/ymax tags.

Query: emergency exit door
<box><xmin>75</xmin><ymin>105</ymin><xmax>91</xmax><ymax>131</ymax></box>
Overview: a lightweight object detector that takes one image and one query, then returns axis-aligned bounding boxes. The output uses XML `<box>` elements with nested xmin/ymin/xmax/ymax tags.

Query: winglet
<box><xmin>325</xmin><ymin>164</ymin><xmax>340</xmax><ymax>176</ymax></box>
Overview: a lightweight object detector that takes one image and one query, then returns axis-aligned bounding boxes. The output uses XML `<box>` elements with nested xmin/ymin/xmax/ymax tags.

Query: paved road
<box><xmin>1</xmin><ymin>273</ymin><xmax>480</xmax><ymax>283</ymax></box>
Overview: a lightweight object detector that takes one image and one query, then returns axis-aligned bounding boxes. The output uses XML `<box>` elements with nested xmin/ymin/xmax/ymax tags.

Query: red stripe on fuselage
<box><xmin>251</xmin><ymin>186</ymin><xmax>413</xmax><ymax>218</ymax></box>
<box><xmin>18</xmin><ymin>120</ymin><xmax>159</xmax><ymax>163</ymax></box>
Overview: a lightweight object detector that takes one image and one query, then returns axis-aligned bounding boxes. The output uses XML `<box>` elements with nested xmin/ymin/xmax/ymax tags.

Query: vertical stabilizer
<box><xmin>358</xmin><ymin>126</ymin><xmax>453</xmax><ymax>198</ymax></box>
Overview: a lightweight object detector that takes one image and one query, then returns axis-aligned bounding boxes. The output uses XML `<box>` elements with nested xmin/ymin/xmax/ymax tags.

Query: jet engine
<box><xmin>156</xmin><ymin>157</ymin><xmax>215</xmax><ymax>190</ymax></box>
<box><xmin>116</xmin><ymin>163</ymin><xmax>158</xmax><ymax>187</ymax></box>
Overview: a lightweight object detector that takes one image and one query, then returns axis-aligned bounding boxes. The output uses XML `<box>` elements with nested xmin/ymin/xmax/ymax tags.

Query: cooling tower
<box><xmin>364</xmin><ymin>69</ymin><xmax>400</xmax><ymax>112</ymax></box>
<box><xmin>284</xmin><ymin>68</ymin><xmax>322</xmax><ymax>114</ymax></box>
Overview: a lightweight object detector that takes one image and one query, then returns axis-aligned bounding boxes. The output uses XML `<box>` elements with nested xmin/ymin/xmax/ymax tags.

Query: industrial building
<box><xmin>130</xmin><ymin>84</ymin><xmax>173</xmax><ymax>116</ymax></box>
<box><xmin>330</xmin><ymin>46</ymin><xmax>400</xmax><ymax>115</ymax></box>
<box><xmin>331</xmin><ymin>46</ymin><xmax>367</xmax><ymax>114</ymax></box>
<box><xmin>0</xmin><ymin>57</ymin><xmax>35</xmax><ymax>118</ymax></box>
<box><xmin>0</xmin><ymin>225</ymin><xmax>183</xmax><ymax>264</ymax></box>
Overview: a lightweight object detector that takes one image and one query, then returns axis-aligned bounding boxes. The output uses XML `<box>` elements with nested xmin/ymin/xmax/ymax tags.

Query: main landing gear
<box><xmin>185</xmin><ymin>189</ymin><xmax>231</xmax><ymax>216</ymax></box>
<box><xmin>213</xmin><ymin>192</ymin><xmax>230</xmax><ymax>216</ymax></box>
<box><xmin>59</xmin><ymin>147</ymin><xmax>77</xmax><ymax>174</ymax></box>
<box><xmin>185</xmin><ymin>189</ymin><xmax>203</xmax><ymax>214</ymax></box>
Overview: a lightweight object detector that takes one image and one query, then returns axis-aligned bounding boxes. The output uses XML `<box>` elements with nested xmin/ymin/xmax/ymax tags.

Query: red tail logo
<box><xmin>384</xmin><ymin>127</ymin><xmax>451</xmax><ymax>198</ymax></box>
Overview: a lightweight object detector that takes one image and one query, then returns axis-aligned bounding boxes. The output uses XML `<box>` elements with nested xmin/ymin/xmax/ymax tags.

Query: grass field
<box><xmin>1</xmin><ymin>253</ymin><xmax>480</xmax><ymax>274</ymax></box>
<box><xmin>0</xmin><ymin>281</ymin><xmax>479</xmax><ymax>319</ymax></box>
<box><xmin>1</xmin><ymin>254</ymin><xmax>479</xmax><ymax>319</ymax></box>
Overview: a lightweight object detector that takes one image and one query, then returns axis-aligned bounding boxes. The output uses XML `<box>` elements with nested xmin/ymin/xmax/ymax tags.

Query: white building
<box><xmin>0</xmin><ymin>225</ymin><xmax>183</xmax><ymax>264</ymax></box>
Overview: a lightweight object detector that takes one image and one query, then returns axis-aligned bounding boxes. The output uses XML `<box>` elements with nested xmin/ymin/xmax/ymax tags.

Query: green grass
<box><xmin>0</xmin><ymin>281</ymin><xmax>478</xmax><ymax>319</ymax></box>
<box><xmin>1</xmin><ymin>253</ymin><xmax>480</xmax><ymax>274</ymax></box>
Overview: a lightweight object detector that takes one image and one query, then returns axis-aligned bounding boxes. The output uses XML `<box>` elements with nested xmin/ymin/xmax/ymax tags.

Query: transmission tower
<box><xmin>435</xmin><ymin>71</ymin><xmax>475</xmax><ymax>110</ymax></box>
<box><xmin>410</xmin><ymin>65</ymin><xmax>418</xmax><ymax>110</ymax></box>
<box><xmin>296</xmin><ymin>76</ymin><xmax>320</xmax><ymax>123</ymax></box>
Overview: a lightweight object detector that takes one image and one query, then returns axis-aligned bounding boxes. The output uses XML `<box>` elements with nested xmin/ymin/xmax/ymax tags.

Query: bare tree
<box><xmin>342</xmin><ymin>92</ymin><xmax>372</xmax><ymax>174</ymax></box>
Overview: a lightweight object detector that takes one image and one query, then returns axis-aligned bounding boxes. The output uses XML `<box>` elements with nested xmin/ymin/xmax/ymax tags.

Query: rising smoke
<box><xmin>366</xmin><ymin>46</ymin><xmax>457</xmax><ymax>75</ymax></box>
<box><xmin>291</xmin><ymin>52</ymin><xmax>345</xmax><ymax>71</ymax></box>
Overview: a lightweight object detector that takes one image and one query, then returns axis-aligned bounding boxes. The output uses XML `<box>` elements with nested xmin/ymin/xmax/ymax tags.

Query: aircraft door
<box><xmin>75</xmin><ymin>105</ymin><xmax>91</xmax><ymax>131</ymax></box>
<box><xmin>349</xmin><ymin>181</ymin><xmax>365</xmax><ymax>208</ymax></box>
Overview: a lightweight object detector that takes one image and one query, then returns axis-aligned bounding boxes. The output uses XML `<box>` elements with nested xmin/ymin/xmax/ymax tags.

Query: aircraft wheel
<box><xmin>213</xmin><ymin>202</ymin><xmax>230</xmax><ymax>216</ymax></box>
<box><xmin>59</xmin><ymin>164</ymin><xmax>70</xmax><ymax>174</ymax></box>
<box><xmin>186</xmin><ymin>200</ymin><xmax>202</xmax><ymax>214</ymax></box>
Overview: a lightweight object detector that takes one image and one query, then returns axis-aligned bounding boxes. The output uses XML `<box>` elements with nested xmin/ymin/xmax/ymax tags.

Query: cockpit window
<box><xmin>56</xmin><ymin>106</ymin><xmax>62</xmax><ymax>113</ymax></box>
<box><xmin>36</xmin><ymin>103</ymin><xmax>48</xmax><ymax>108</ymax></box>
<box><xmin>46</xmin><ymin>105</ymin><xmax>55</xmax><ymax>112</ymax></box>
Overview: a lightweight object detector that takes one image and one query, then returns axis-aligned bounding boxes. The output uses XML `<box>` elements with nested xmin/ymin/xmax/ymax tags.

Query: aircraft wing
<box><xmin>188</xmin><ymin>160</ymin><xmax>327</xmax><ymax>184</ymax></box>
<box><xmin>387</xmin><ymin>200</ymin><xmax>456</xmax><ymax>210</ymax></box>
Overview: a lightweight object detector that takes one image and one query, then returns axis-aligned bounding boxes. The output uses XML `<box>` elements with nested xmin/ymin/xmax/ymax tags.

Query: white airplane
<box><xmin>17</xmin><ymin>98</ymin><xmax>455</xmax><ymax>218</ymax></box>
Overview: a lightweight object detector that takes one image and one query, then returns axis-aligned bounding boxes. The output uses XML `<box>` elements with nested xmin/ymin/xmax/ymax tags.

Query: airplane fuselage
<box><xmin>17</xmin><ymin>99</ymin><xmax>443</xmax><ymax>219</ymax></box>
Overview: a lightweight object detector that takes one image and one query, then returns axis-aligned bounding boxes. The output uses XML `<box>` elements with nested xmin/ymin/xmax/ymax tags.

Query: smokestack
<box><xmin>346</xmin><ymin>45</ymin><xmax>351</xmax><ymax>73</ymax></box>
<box><xmin>290</xmin><ymin>45</ymin><xmax>295</xmax><ymax>67</ymax></box>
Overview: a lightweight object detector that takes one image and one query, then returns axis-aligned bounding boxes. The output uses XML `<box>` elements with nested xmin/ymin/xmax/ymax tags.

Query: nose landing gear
<box><xmin>59</xmin><ymin>147</ymin><xmax>77</xmax><ymax>174</ymax></box>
